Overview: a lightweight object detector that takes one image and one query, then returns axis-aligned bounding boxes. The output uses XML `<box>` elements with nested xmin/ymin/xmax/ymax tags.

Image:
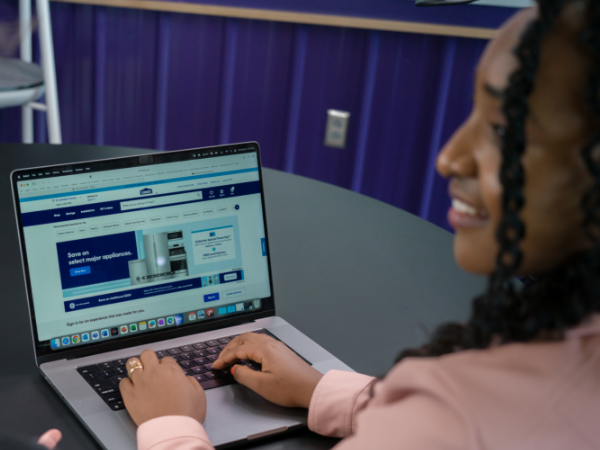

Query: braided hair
<box><xmin>397</xmin><ymin>0</ymin><xmax>600</xmax><ymax>361</ymax></box>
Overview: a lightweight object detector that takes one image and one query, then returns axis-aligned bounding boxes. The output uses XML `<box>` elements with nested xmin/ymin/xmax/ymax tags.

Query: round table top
<box><xmin>0</xmin><ymin>58</ymin><xmax>43</xmax><ymax>91</ymax></box>
<box><xmin>0</xmin><ymin>144</ymin><xmax>485</xmax><ymax>449</ymax></box>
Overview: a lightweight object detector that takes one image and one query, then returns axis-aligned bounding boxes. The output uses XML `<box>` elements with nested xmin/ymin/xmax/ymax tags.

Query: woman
<box><xmin>118</xmin><ymin>0</ymin><xmax>600</xmax><ymax>448</ymax></box>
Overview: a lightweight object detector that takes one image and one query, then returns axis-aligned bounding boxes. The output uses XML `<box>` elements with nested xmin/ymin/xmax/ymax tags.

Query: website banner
<box><xmin>64</xmin><ymin>270</ymin><xmax>244</xmax><ymax>313</ymax></box>
<box><xmin>20</xmin><ymin>180</ymin><xmax>260</xmax><ymax>227</ymax></box>
<box><xmin>57</xmin><ymin>232</ymin><xmax>139</xmax><ymax>290</ymax></box>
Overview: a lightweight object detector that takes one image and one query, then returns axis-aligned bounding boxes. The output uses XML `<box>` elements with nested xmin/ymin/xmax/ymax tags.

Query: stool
<box><xmin>0</xmin><ymin>0</ymin><xmax>62</xmax><ymax>143</ymax></box>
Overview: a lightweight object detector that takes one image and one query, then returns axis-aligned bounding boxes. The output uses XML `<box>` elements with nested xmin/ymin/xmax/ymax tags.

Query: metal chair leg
<box><xmin>19</xmin><ymin>0</ymin><xmax>34</xmax><ymax>143</ymax></box>
<box><xmin>35</xmin><ymin>0</ymin><xmax>61</xmax><ymax>144</ymax></box>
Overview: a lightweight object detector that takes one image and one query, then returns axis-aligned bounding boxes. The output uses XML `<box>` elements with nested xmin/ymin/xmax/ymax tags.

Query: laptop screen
<box><xmin>12</xmin><ymin>143</ymin><xmax>274</xmax><ymax>357</ymax></box>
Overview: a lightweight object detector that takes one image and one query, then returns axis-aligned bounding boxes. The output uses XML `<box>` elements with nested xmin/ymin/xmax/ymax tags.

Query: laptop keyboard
<box><xmin>76</xmin><ymin>329</ymin><xmax>268</xmax><ymax>411</ymax></box>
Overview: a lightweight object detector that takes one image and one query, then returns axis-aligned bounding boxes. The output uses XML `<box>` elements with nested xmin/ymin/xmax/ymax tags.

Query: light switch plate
<box><xmin>324</xmin><ymin>110</ymin><xmax>350</xmax><ymax>149</ymax></box>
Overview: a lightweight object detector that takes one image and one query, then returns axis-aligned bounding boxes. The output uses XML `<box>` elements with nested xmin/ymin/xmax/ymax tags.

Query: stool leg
<box><xmin>36</xmin><ymin>0</ymin><xmax>62</xmax><ymax>144</ymax></box>
<box><xmin>19</xmin><ymin>0</ymin><xmax>34</xmax><ymax>143</ymax></box>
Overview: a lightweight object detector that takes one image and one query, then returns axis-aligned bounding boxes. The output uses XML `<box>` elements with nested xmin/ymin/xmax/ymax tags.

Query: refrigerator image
<box><xmin>143</xmin><ymin>232</ymin><xmax>173</xmax><ymax>282</ymax></box>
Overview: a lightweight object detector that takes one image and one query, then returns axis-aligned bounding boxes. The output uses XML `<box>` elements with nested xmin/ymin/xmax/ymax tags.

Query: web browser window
<box><xmin>15</xmin><ymin>149</ymin><xmax>271</xmax><ymax>351</ymax></box>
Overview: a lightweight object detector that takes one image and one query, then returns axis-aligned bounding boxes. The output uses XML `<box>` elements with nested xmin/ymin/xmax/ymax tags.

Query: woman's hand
<box><xmin>212</xmin><ymin>333</ymin><xmax>323</xmax><ymax>409</ymax></box>
<box><xmin>38</xmin><ymin>429</ymin><xmax>62</xmax><ymax>449</ymax></box>
<box><xmin>120</xmin><ymin>349</ymin><xmax>207</xmax><ymax>426</ymax></box>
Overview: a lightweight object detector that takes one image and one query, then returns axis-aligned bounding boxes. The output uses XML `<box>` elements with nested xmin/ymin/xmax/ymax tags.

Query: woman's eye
<box><xmin>491</xmin><ymin>124</ymin><xmax>506</xmax><ymax>141</ymax></box>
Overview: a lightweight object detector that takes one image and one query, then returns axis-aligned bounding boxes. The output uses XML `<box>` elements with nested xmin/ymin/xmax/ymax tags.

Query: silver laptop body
<box><xmin>11</xmin><ymin>142</ymin><xmax>352</xmax><ymax>449</ymax></box>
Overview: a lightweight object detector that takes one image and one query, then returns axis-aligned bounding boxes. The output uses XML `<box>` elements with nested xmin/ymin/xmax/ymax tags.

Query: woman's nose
<box><xmin>436</xmin><ymin>120</ymin><xmax>478</xmax><ymax>179</ymax></box>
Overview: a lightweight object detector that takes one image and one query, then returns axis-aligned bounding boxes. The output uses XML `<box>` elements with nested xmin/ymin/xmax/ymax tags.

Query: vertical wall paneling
<box><xmin>94</xmin><ymin>7</ymin><xmax>106</xmax><ymax>145</ymax></box>
<box><xmin>154</xmin><ymin>13</ymin><xmax>171</xmax><ymax>150</ymax></box>
<box><xmin>225</xmin><ymin>19</ymin><xmax>295</xmax><ymax>170</ymax></box>
<box><xmin>163</xmin><ymin>14</ymin><xmax>224</xmax><ymax>151</ymax></box>
<box><xmin>418</xmin><ymin>37</ymin><xmax>456</xmax><ymax>222</ymax></box>
<box><xmin>293</xmin><ymin>25</ymin><xmax>368</xmax><ymax>189</ymax></box>
<box><xmin>284</xmin><ymin>24</ymin><xmax>307</xmax><ymax>174</ymax></box>
<box><xmin>218</xmin><ymin>18</ymin><xmax>238</xmax><ymax>145</ymax></box>
<box><xmin>351</xmin><ymin>30</ymin><xmax>379</xmax><ymax>193</ymax></box>
<box><xmin>0</xmin><ymin>1</ymin><xmax>488</xmax><ymax>232</ymax></box>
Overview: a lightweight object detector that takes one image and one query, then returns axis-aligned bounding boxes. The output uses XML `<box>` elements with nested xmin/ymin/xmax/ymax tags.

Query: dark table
<box><xmin>0</xmin><ymin>144</ymin><xmax>486</xmax><ymax>449</ymax></box>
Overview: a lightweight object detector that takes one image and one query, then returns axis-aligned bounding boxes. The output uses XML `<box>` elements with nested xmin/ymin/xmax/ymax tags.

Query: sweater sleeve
<box><xmin>329</xmin><ymin>390</ymin><xmax>469</xmax><ymax>450</ymax></box>
<box><xmin>307</xmin><ymin>370</ymin><xmax>377</xmax><ymax>438</ymax></box>
<box><xmin>137</xmin><ymin>416</ymin><xmax>214</xmax><ymax>450</ymax></box>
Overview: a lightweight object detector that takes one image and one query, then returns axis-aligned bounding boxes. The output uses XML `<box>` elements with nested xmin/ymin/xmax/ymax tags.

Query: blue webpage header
<box><xmin>19</xmin><ymin>167</ymin><xmax>259</xmax><ymax>203</ymax></box>
<box><xmin>21</xmin><ymin>181</ymin><xmax>261</xmax><ymax>227</ymax></box>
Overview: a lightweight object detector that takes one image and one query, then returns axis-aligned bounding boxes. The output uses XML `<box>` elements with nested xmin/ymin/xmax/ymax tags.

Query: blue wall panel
<box><xmin>163</xmin><ymin>13</ymin><xmax>225</xmax><ymax>151</ymax></box>
<box><xmin>0</xmin><ymin>2</ymin><xmax>489</xmax><ymax>232</ymax></box>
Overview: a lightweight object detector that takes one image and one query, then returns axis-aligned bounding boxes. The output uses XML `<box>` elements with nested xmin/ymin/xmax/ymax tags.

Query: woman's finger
<box><xmin>37</xmin><ymin>429</ymin><xmax>62</xmax><ymax>450</ymax></box>
<box><xmin>139</xmin><ymin>348</ymin><xmax>159</xmax><ymax>369</ymax></box>
<box><xmin>213</xmin><ymin>341</ymin><xmax>263</xmax><ymax>369</ymax></box>
<box><xmin>230</xmin><ymin>364</ymin><xmax>269</xmax><ymax>393</ymax></box>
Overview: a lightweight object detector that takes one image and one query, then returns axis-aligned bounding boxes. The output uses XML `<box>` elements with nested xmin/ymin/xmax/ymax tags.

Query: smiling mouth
<box><xmin>452</xmin><ymin>198</ymin><xmax>488</xmax><ymax>218</ymax></box>
<box><xmin>448</xmin><ymin>198</ymin><xmax>489</xmax><ymax>229</ymax></box>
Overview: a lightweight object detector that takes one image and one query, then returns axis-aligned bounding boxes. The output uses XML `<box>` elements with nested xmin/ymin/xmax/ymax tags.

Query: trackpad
<box><xmin>203</xmin><ymin>384</ymin><xmax>307</xmax><ymax>447</ymax></box>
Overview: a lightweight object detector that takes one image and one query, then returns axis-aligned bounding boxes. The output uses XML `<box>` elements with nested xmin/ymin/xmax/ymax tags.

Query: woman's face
<box><xmin>436</xmin><ymin>6</ymin><xmax>597</xmax><ymax>276</ymax></box>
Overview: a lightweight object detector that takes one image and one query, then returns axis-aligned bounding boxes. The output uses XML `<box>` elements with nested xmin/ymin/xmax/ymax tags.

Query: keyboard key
<box><xmin>204</xmin><ymin>340</ymin><xmax>220</xmax><ymax>348</ymax></box>
<box><xmin>192</xmin><ymin>342</ymin><xmax>207</xmax><ymax>350</ymax></box>
<box><xmin>111</xmin><ymin>400</ymin><xmax>125</xmax><ymax>411</ymax></box>
<box><xmin>229</xmin><ymin>334</ymin><xmax>240</xmax><ymax>340</ymax></box>
<box><xmin>193</xmin><ymin>357</ymin><xmax>208</xmax><ymax>365</ymax></box>
<box><xmin>205</xmin><ymin>371</ymin><xmax>222</xmax><ymax>380</ymax></box>
<box><xmin>114</xmin><ymin>367</ymin><xmax>127</xmax><ymax>375</ymax></box>
<box><xmin>98</xmin><ymin>362</ymin><xmax>115</xmax><ymax>370</ymax></box>
<box><xmin>90</xmin><ymin>378</ymin><xmax>114</xmax><ymax>389</ymax></box>
<box><xmin>112</xmin><ymin>359</ymin><xmax>128</xmax><ymax>367</ymax></box>
<box><xmin>82</xmin><ymin>372</ymin><xmax>100</xmax><ymax>382</ymax></box>
<box><xmin>180</xmin><ymin>352</ymin><xmax>192</xmax><ymax>360</ymax></box>
<box><xmin>156</xmin><ymin>350</ymin><xmax>169</xmax><ymax>358</ymax></box>
<box><xmin>207</xmin><ymin>347</ymin><xmax>220</xmax><ymax>355</ymax></box>
<box><xmin>97</xmin><ymin>386</ymin><xmax>119</xmax><ymax>396</ymax></box>
<box><xmin>179</xmin><ymin>361</ymin><xmax>195</xmax><ymax>369</ymax></box>
<box><xmin>207</xmin><ymin>355</ymin><xmax>218</xmax><ymax>363</ymax></box>
<box><xmin>167</xmin><ymin>348</ymin><xmax>181</xmax><ymax>355</ymax></box>
<box><xmin>193</xmin><ymin>350</ymin><xmax>208</xmax><ymax>358</ymax></box>
<box><xmin>101</xmin><ymin>392</ymin><xmax>122</xmax><ymax>403</ymax></box>
<box><xmin>199</xmin><ymin>376</ymin><xmax>235</xmax><ymax>391</ymax></box>
<box><xmin>172</xmin><ymin>355</ymin><xmax>183</xmax><ymax>362</ymax></box>
<box><xmin>203</xmin><ymin>363</ymin><xmax>213</xmax><ymax>371</ymax></box>
<box><xmin>111</xmin><ymin>375</ymin><xmax>127</xmax><ymax>384</ymax></box>
<box><xmin>98</xmin><ymin>370</ymin><xmax>115</xmax><ymax>378</ymax></box>
<box><xmin>217</xmin><ymin>337</ymin><xmax>231</xmax><ymax>344</ymax></box>
<box><xmin>179</xmin><ymin>345</ymin><xmax>193</xmax><ymax>353</ymax></box>
<box><xmin>183</xmin><ymin>369</ymin><xmax>193</xmax><ymax>376</ymax></box>
<box><xmin>191</xmin><ymin>366</ymin><xmax>206</xmax><ymax>374</ymax></box>
<box><xmin>218</xmin><ymin>345</ymin><xmax>227</xmax><ymax>350</ymax></box>
<box><xmin>241</xmin><ymin>360</ymin><xmax>262</xmax><ymax>371</ymax></box>
<box><xmin>193</xmin><ymin>374</ymin><xmax>208</xmax><ymax>383</ymax></box>
<box><xmin>77</xmin><ymin>365</ymin><xmax>101</xmax><ymax>375</ymax></box>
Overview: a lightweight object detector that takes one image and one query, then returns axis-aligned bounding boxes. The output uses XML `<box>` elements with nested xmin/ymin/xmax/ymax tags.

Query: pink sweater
<box><xmin>138</xmin><ymin>315</ymin><xmax>600</xmax><ymax>450</ymax></box>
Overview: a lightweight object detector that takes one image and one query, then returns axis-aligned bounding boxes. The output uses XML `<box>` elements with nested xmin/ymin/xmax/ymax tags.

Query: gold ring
<box><xmin>128</xmin><ymin>360</ymin><xmax>144</xmax><ymax>377</ymax></box>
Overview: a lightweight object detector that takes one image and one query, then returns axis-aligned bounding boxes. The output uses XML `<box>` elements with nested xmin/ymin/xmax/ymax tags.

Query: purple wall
<box><xmin>0</xmin><ymin>2</ymin><xmax>490</xmax><ymax>232</ymax></box>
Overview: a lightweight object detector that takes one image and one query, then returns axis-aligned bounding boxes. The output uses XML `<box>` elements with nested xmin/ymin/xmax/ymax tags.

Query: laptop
<box><xmin>11</xmin><ymin>142</ymin><xmax>352</xmax><ymax>449</ymax></box>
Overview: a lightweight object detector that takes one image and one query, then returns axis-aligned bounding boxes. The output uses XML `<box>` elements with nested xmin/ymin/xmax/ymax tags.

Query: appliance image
<box><xmin>167</xmin><ymin>230</ymin><xmax>189</xmax><ymax>279</ymax></box>
<box><xmin>127</xmin><ymin>230</ymin><xmax>189</xmax><ymax>285</ymax></box>
<box><xmin>143</xmin><ymin>232</ymin><xmax>173</xmax><ymax>282</ymax></box>
<box><xmin>128</xmin><ymin>259</ymin><xmax>148</xmax><ymax>286</ymax></box>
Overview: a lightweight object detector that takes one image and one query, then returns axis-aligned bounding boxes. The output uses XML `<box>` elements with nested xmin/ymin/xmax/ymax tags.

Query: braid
<box><xmin>397</xmin><ymin>0</ymin><xmax>600</xmax><ymax>362</ymax></box>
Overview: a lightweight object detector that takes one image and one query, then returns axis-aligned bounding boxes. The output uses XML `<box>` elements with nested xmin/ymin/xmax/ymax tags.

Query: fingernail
<box><xmin>231</xmin><ymin>365</ymin><xmax>236</xmax><ymax>376</ymax></box>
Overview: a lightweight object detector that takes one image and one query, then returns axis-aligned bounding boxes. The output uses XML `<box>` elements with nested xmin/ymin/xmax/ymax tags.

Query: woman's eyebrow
<box><xmin>483</xmin><ymin>82</ymin><xmax>544</xmax><ymax>130</ymax></box>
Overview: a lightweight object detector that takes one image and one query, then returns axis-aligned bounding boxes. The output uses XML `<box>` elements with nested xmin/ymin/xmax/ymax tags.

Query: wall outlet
<box><xmin>324</xmin><ymin>110</ymin><xmax>350</xmax><ymax>149</ymax></box>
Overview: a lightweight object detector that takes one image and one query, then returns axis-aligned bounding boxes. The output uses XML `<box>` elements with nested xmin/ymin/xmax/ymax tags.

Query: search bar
<box><xmin>120</xmin><ymin>191</ymin><xmax>203</xmax><ymax>211</ymax></box>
